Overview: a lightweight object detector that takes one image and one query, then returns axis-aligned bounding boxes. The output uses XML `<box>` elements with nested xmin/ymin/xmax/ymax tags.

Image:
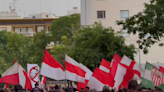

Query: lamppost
<box><xmin>136</xmin><ymin>40</ymin><xmax>142</xmax><ymax>70</ymax></box>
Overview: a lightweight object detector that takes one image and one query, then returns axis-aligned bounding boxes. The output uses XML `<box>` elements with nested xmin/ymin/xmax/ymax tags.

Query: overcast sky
<box><xmin>0</xmin><ymin>0</ymin><xmax>80</xmax><ymax>17</ymax></box>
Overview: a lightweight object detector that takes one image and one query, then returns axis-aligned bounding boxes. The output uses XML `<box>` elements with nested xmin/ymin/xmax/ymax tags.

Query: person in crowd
<box><xmin>80</xmin><ymin>88</ymin><xmax>84</xmax><ymax>92</ymax></box>
<box><xmin>32</xmin><ymin>83</ymin><xmax>41</xmax><ymax>92</ymax></box>
<box><xmin>54</xmin><ymin>85</ymin><xmax>60</xmax><ymax>92</ymax></box>
<box><xmin>85</xmin><ymin>87</ymin><xmax>89</xmax><ymax>92</ymax></box>
<box><xmin>127</xmin><ymin>80</ymin><xmax>138</xmax><ymax>92</ymax></box>
<box><xmin>155</xmin><ymin>88</ymin><xmax>163</xmax><ymax>92</ymax></box>
<box><xmin>89</xmin><ymin>89</ymin><xmax>97</xmax><ymax>92</ymax></box>
<box><xmin>102</xmin><ymin>85</ymin><xmax>110</xmax><ymax>92</ymax></box>
<box><xmin>14</xmin><ymin>84</ymin><xmax>24</xmax><ymax>92</ymax></box>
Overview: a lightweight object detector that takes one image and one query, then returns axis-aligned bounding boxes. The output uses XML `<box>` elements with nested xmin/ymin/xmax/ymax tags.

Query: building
<box><xmin>0</xmin><ymin>11</ymin><xmax>21</xmax><ymax>19</ymax></box>
<box><xmin>28</xmin><ymin>13</ymin><xmax>59</xmax><ymax>19</ymax></box>
<box><xmin>67</xmin><ymin>7</ymin><xmax>80</xmax><ymax>15</ymax></box>
<box><xmin>80</xmin><ymin>0</ymin><xmax>164</xmax><ymax>65</ymax></box>
<box><xmin>0</xmin><ymin>18</ymin><xmax>55</xmax><ymax>37</ymax></box>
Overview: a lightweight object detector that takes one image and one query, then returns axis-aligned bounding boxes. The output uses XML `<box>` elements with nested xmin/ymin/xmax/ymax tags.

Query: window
<box><xmin>120</xmin><ymin>29</ymin><xmax>129</xmax><ymax>37</ymax></box>
<box><xmin>97</xmin><ymin>11</ymin><xmax>105</xmax><ymax>19</ymax></box>
<box><xmin>0</xmin><ymin>27</ymin><xmax>7</xmax><ymax>31</ymax></box>
<box><xmin>21</xmin><ymin>28</ymin><xmax>27</xmax><ymax>34</ymax></box>
<box><xmin>32</xmin><ymin>16</ymin><xmax>35</xmax><ymax>19</ymax></box>
<box><xmin>15</xmin><ymin>28</ymin><xmax>20</xmax><ymax>33</ymax></box>
<box><xmin>46</xmin><ymin>15</ymin><xmax>48</xmax><ymax>18</ymax></box>
<box><xmin>38</xmin><ymin>26</ymin><xmax>44</xmax><ymax>32</ymax></box>
<box><xmin>28</xmin><ymin>28</ymin><xmax>33</xmax><ymax>33</ymax></box>
<box><xmin>120</xmin><ymin>10</ymin><xmax>129</xmax><ymax>19</ymax></box>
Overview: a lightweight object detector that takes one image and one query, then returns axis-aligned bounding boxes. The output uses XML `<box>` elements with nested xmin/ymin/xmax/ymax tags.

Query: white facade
<box><xmin>0</xmin><ymin>11</ymin><xmax>21</xmax><ymax>19</ymax></box>
<box><xmin>67</xmin><ymin>7</ymin><xmax>81</xmax><ymax>15</ymax></box>
<box><xmin>28</xmin><ymin>13</ymin><xmax>58</xmax><ymax>19</ymax></box>
<box><xmin>80</xmin><ymin>0</ymin><xmax>164</xmax><ymax>65</ymax></box>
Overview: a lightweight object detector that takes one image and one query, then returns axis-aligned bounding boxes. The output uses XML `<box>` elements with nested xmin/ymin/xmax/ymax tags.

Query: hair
<box><xmin>14</xmin><ymin>84</ymin><xmax>23</xmax><ymax>92</ymax></box>
<box><xmin>102</xmin><ymin>85</ymin><xmax>110</xmax><ymax>92</ymax></box>
<box><xmin>0</xmin><ymin>90</ymin><xmax>4</xmax><ymax>92</ymax></box>
<box><xmin>128</xmin><ymin>80</ymin><xmax>138</xmax><ymax>90</ymax></box>
<box><xmin>122</xmin><ymin>88</ymin><xmax>127</xmax><ymax>92</ymax></box>
<box><xmin>85</xmin><ymin>87</ymin><xmax>90</xmax><ymax>90</ymax></box>
<box><xmin>35</xmin><ymin>83</ymin><xmax>39</xmax><ymax>87</ymax></box>
<box><xmin>89</xmin><ymin>89</ymin><xmax>97</xmax><ymax>92</ymax></box>
<box><xmin>55</xmin><ymin>85</ymin><xmax>59</xmax><ymax>90</ymax></box>
<box><xmin>80</xmin><ymin>88</ymin><xmax>84</xmax><ymax>90</ymax></box>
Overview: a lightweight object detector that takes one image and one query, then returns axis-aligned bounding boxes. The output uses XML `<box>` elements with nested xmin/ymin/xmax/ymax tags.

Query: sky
<box><xmin>0</xmin><ymin>0</ymin><xmax>80</xmax><ymax>17</ymax></box>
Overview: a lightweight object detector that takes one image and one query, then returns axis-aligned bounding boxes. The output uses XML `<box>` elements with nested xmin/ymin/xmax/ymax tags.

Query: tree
<box><xmin>50</xmin><ymin>14</ymin><xmax>80</xmax><ymax>66</ymax></box>
<box><xmin>0</xmin><ymin>30</ymin><xmax>51</xmax><ymax>69</ymax></box>
<box><xmin>50</xmin><ymin>14</ymin><xmax>80</xmax><ymax>43</ymax></box>
<box><xmin>69</xmin><ymin>23</ymin><xmax>136</xmax><ymax>70</ymax></box>
<box><xmin>117</xmin><ymin>0</ymin><xmax>164</xmax><ymax>53</ymax></box>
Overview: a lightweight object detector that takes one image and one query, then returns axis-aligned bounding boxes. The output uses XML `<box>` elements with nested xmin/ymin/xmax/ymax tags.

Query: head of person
<box><xmin>85</xmin><ymin>87</ymin><xmax>90</xmax><ymax>92</ymax></box>
<box><xmin>89</xmin><ymin>89</ymin><xmax>97</xmax><ymax>92</ymax></box>
<box><xmin>141</xmin><ymin>87</ymin><xmax>147</xmax><ymax>92</ymax></box>
<box><xmin>14</xmin><ymin>84</ymin><xmax>23</xmax><ymax>92</ymax></box>
<box><xmin>102</xmin><ymin>85</ymin><xmax>110</xmax><ymax>92</ymax></box>
<box><xmin>128</xmin><ymin>80</ymin><xmax>138</xmax><ymax>91</ymax></box>
<box><xmin>55</xmin><ymin>85</ymin><xmax>59</xmax><ymax>90</ymax></box>
<box><xmin>35</xmin><ymin>83</ymin><xmax>39</xmax><ymax>88</ymax></box>
<box><xmin>80</xmin><ymin>88</ymin><xmax>84</xmax><ymax>92</ymax></box>
<box><xmin>155</xmin><ymin>88</ymin><xmax>163</xmax><ymax>92</ymax></box>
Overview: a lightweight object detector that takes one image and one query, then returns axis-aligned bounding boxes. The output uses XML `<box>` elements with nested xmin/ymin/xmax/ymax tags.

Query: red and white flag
<box><xmin>0</xmin><ymin>62</ymin><xmax>32</xmax><ymax>90</ymax></box>
<box><xmin>111</xmin><ymin>62</ymin><xmax>133</xmax><ymax>91</ymax></box>
<box><xmin>77</xmin><ymin>63</ymin><xmax>93</xmax><ymax>91</ymax></box>
<box><xmin>120</xmin><ymin>55</ymin><xmax>141</xmax><ymax>80</ymax></box>
<box><xmin>40</xmin><ymin>50</ymin><xmax>65</xmax><ymax>80</ymax></box>
<box><xmin>65</xmin><ymin>55</ymin><xmax>86</xmax><ymax>83</ymax></box>
<box><xmin>0</xmin><ymin>62</ymin><xmax>19</xmax><ymax>85</ymax></box>
<box><xmin>99</xmin><ymin>59</ymin><xmax>111</xmax><ymax>73</ymax></box>
<box><xmin>19</xmin><ymin>65</ymin><xmax>33</xmax><ymax>90</ymax></box>
<box><xmin>41</xmin><ymin>76</ymin><xmax>46</xmax><ymax>88</ymax></box>
<box><xmin>87</xmin><ymin>67</ymin><xmax>115</xmax><ymax>91</ymax></box>
<box><xmin>111</xmin><ymin>53</ymin><xmax>122</xmax><ymax>66</ymax></box>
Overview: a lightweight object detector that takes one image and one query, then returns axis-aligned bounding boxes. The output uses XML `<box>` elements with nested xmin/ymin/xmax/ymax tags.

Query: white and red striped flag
<box><xmin>0</xmin><ymin>62</ymin><xmax>32</xmax><ymax>90</ymax></box>
<box><xmin>87</xmin><ymin>67</ymin><xmax>115</xmax><ymax>91</ymax></box>
<box><xmin>40</xmin><ymin>50</ymin><xmax>65</xmax><ymax>80</ymax></box>
<box><xmin>111</xmin><ymin>62</ymin><xmax>134</xmax><ymax>91</ymax></box>
<box><xmin>41</xmin><ymin>76</ymin><xmax>46</xmax><ymax>88</ymax></box>
<box><xmin>152</xmin><ymin>67</ymin><xmax>164</xmax><ymax>86</ymax></box>
<box><xmin>77</xmin><ymin>63</ymin><xmax>93</xmax><ymax>91</ymax></box>
<box><xmin>65</xmin><ymin>55</ymin><xmax>86</xmax><ymax>83</ymax></box>
<box><xmin>99</xmin><ymin>59</ymin><xmax>111</xmax><ymax>73</ymax></box>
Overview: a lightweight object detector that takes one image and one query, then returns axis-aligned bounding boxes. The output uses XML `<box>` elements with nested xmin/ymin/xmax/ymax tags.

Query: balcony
<box><xmin>16</xmin><ymin>32</ymin><xmax>36</xmax><ymax>37</ymax></box>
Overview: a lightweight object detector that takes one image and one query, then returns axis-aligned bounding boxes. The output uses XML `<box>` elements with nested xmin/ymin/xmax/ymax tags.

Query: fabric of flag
<box><xmin>141</xmin><ymin>62</ymin><xmax>164</xmax><ymax>89</ymax></box>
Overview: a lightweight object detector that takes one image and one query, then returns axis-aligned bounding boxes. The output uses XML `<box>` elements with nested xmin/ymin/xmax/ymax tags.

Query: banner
<box><xmin>27</xmin><ymin>64</ymin><xmax>40</xmax><ymax>88</ymax></box>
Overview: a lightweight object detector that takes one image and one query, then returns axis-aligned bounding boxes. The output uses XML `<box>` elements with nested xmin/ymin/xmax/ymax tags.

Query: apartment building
<box><xmin>81</xmin><ymin>0</ymin><xmax>164</xmax><ymax>65</ymax></box>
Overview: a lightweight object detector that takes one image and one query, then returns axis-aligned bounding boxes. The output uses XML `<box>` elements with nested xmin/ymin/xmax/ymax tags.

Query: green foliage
<box><xmin>0</xmin><ymin>30</ymin><xmax>51</xmax><ymax>71</ymax></box>
<box><xmin>68</xmin><ymin>23</ymin><xmax>136</xmax><ymax>70</ymax></box>
<box><xmin>117</xmin><ymin>0</ymin><xmax>164</xmax><ymax>54</ymax></box>
<box><xmin>50</xmin><ymin>14</ymin><xmax>80</xmax><ymax>43</ymax></box>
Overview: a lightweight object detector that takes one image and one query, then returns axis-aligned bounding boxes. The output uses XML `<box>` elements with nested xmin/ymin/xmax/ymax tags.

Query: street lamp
<box><xmin>136</xmin><ymin>40</ymin><xmax>142</xmax><ymax>70</ymax></box>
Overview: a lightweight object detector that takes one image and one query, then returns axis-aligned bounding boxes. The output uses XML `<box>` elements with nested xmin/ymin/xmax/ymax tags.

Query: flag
<box><xmin>27</xmin><ymin>64</ymin><xmax>40</xmax><ymax>88</ymax></box>
<box><xmin>141</xmin><ymin>62</ymin><xmax>164</xmax><ymax>89</ymax></box>
<box><xmin>0</xmin><ymin>62</ymin><xmax>32</xmax><ymax>90</ymax></box>
<box><xmin>19</xmin><ymin>65</ymin><xmax>32</xmax><ymax>90</ymax></box>
<box><xmin>40</xmin><ymin>50</ymin><xmax>65</xmax><ymax>80</ymax></box>
<box><xmin>65</xmin><ymin>55</ymin><xmax>86</xmax><ymax>83</ymax></box>
<box><xmin>77</xmin><ymin>63</ymin><xmax>93</xmax><ymax>91</ymax></box>
<box><xmin>99</xmin><ymin>59</ymin><xmax>110</xmax><ymax>73</ymax></box>
<box><xmin>0</xmin><ymin>62</ymin><xmax>19</xmax><ymax>85</ymax></box>
<box><xmin>87</xmin><ymin>67</ymin><xmax>115</xmax><ymax>91</ymax></box>
<box><xmin>111</xmin><ymin>62</ymin><xmax>126</xmax><ymax>91</ymax></box>
<box><xmin>120</xmin><ymin>55</ymin><xmax>141</xmax><ymax>80</ymax></box>
<box><xmin>111</xmin><ymin>53</ymin><xmax>122</xmax><ymax>67</ymax></box>
<box><xmin>41</xmin><ymin>76</ymin><xmax>46</xmax><ymax>88</ymax></box>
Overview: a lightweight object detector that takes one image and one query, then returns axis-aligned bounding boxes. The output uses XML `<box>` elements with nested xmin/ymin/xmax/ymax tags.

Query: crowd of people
<box><xmin>0</xmin><ymin>80</ymin><xmax>163</xmax><ymax>92</ymax></box>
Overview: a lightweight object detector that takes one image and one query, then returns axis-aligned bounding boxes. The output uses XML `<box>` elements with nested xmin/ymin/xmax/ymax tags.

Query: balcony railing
<box><xmin>14</xmin><ymin>32</ymin><xmax>36</xmax><ymax>37</ymax></box>
<box><xmin>46</xmin><ymin>80</ymin><xmax>67</xmax><ymax>84</ymax></box>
